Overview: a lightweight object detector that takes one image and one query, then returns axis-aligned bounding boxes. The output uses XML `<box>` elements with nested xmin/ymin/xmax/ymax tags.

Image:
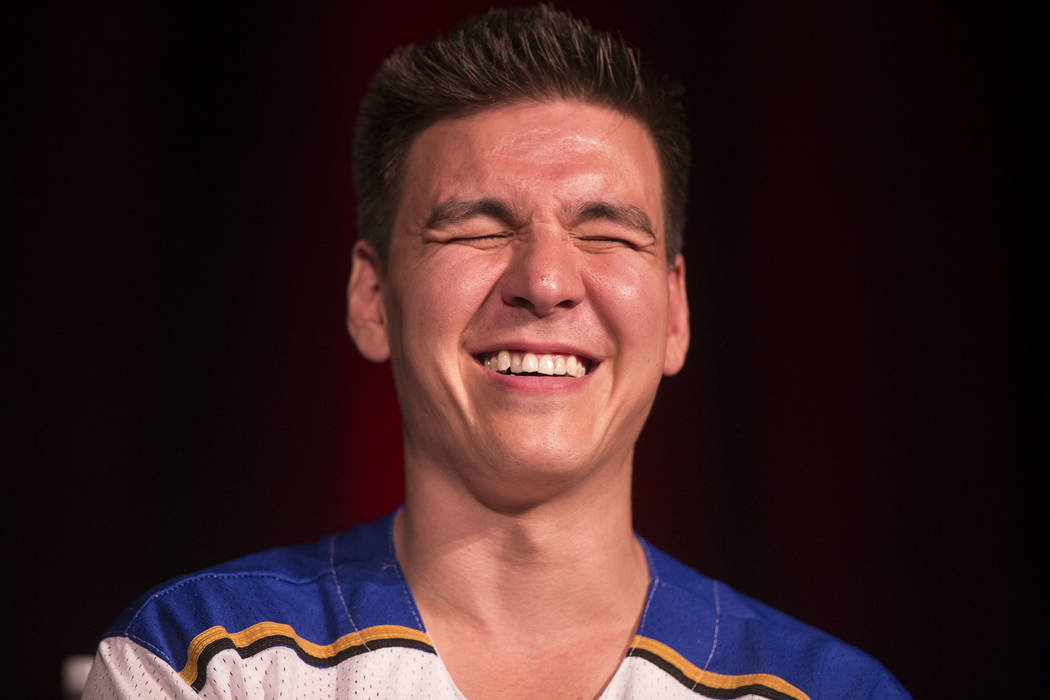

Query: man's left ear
<box><xmin>663</xmin><ymin>253</ymin><xmax>690</xmax><ymax>376</ymax></box>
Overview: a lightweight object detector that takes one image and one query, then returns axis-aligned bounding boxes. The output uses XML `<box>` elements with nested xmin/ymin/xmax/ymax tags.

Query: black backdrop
<box><xmin>15</xmin><ymin>1</ymin><xmax>1042</xmax><ymax>697</ymax></box>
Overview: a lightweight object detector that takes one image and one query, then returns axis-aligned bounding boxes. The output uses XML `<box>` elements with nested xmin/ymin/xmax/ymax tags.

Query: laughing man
<box><xmin>85</xmin><ymin>6</ymin><xmax>910</xmax><ymax>699</ymax></box>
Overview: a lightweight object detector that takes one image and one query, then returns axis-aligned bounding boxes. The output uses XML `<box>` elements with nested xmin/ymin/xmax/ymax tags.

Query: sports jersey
<box><xmin>83</xmin><ymin>511</ymin><xmax>909</xmax><ymax>699</ymax></box>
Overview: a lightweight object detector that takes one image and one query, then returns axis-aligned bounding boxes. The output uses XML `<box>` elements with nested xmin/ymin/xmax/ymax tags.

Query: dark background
<box><xmin>15</xmin><ymin>1</ymin><xmax>1042</xmax><ymax>697</ymax></box>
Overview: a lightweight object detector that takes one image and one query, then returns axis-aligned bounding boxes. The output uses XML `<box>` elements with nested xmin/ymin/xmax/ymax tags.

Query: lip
<box><xmin>473</xmin><ymin>360</ymin><xmax>595</xmax><ymax>392</ymax></box>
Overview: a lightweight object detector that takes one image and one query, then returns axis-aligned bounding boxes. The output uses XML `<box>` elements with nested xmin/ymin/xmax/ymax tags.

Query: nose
<box><xmin>499</xmin><ymin>229</ymin><xmax>584</xmax><ymax>317</ymax></box>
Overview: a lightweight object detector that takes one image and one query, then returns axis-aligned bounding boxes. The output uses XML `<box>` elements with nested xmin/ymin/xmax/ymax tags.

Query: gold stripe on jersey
<box><xmin>628</xmin><ymin>635</ymin><xmax>809</xmax><ymax>700</ymax></box>
<box><xmin>178</xmin><ymin>622</ymin><xmax>433</xmax><ymax>687</ymax></box>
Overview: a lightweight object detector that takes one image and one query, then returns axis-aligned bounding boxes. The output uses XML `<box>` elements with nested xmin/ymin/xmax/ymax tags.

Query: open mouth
<box><xmin>475</xmin><ymin>350</ymin><xmax>593</xmax><ymax>378</ymax></box>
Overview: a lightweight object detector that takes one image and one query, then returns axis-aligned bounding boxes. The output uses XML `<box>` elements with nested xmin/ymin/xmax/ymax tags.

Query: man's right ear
<box><xmin>346</xmin><ymin>240</ymin><xmax>391</xmax><ymax>362</ymax></box>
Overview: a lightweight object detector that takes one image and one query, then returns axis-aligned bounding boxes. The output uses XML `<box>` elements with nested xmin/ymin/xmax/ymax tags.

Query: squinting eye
<box><xmin>580</xmin><ymin>236</ymin><xmax>638</xmax><ymax>248</ymax></box>
<box><xmin>449</xmin><ymin>234</ymin><xmax>507</xmax><ymax>242</ymax></box>
<box><xmin>444</xmin><ymin>233</ymin><xmax>512</xmax><ymax>247</ymax></box>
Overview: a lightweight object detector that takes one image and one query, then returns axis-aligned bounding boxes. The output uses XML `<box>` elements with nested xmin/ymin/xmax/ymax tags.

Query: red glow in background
<box><xmin>14</xmin><ymin>2</ymin><xmax>1040</xmax><ymax>697</ymax></box>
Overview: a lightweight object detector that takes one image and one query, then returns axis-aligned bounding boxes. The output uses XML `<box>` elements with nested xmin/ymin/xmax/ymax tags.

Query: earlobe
<box><xmin>346</xmin><ymin>240</ymin><xmax>391</xmax><ymax>363</ymax></box>
<box><xmin>663</xmin><ymin>254</ymin><xmax>690</xmax><ymax>376</ymax></box>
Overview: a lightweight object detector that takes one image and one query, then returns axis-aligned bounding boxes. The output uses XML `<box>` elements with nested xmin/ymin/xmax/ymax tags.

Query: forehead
<box><xmin>398</xmin><ymin>100</ymin><xmax>664</xmax><ymax>234</ymax></box>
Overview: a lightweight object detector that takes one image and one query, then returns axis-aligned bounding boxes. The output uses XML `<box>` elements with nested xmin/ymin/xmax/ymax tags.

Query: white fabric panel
<box><xmin>83</xmin><ymin>637</ymin><xmax>465</xmax><ymax>699</ymax></box>
<box><xmin>83</xmin><ymin>637</ymin><xmax>198</xmax><ymax>699</ymax></box>
<box><xmin>604</xmin><ymin>655</ymin><xmax>771</xmax><ymax>700</ymax></box>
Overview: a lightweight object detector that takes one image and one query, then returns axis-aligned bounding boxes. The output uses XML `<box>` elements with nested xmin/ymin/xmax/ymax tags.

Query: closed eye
<box><xmin>580</xmin><ymin>236</ymin><xmax>634</xmax><ymax>244</ymax></box>
<box><xmin>577</xmin><ymin>235</ymin><xmax>648</xmax><ymax>250</ymax></box>
<box><xmin>448</xmin><ymin>233</ymin><xmax>509</xmax><ymax>241</ymax></box>
<box><xmin>445</xmin><ymin>233</ymin><xmax>512</xmax><ymax>247</ymax></box>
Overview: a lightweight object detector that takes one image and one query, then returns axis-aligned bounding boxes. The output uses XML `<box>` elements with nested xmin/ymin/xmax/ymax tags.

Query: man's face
<box><xmin>349</xmin><ymin>100</ymin><xmax>689</xmax><ymax>507</ymax></box>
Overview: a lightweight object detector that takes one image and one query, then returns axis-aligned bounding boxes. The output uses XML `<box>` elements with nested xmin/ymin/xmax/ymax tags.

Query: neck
<box><xmin>396</xmin><ymin>452</ymin><xmax>649</xmax><ymax>637</ymax></box>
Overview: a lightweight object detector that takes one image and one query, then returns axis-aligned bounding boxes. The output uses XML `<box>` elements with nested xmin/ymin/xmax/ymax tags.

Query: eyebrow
<box><xmin>565</xmin><ymin>201</ymin><xmax>656</xmax><ymax>239</ymax></box>
<box><xmin>424</xmin><ymin>198</ymin><xmax>524</xmax><ymax>231</ymax></box>
<box><xmin>422</xmin><ymin>197</ymin><xmax>656</xmax><ymax>239</ymax></box>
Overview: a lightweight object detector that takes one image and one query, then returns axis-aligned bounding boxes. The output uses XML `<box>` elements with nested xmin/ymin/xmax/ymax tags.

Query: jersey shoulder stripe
<box><xmin>636</xmin><ymin>538</ymin><xmax>907</xmax><ymax>698</ymax></box>
<box><xmin>627</xmin><ymin>635</ymin><xmax>807</xmax><ymax>700</ymax></box>
<box><xmin>179</xmin><ymin>623</ymin><xmax>434</xmax><ymax>691</ymax></box>
<box><xmin>101</xmin><ymin>512</ymin><xmax>424</xmax><ymax>675</ymax></box>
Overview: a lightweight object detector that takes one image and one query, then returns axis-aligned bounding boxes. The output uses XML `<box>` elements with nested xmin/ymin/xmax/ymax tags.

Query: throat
<box><xmin>419</xmin><ymin>597</ymin><xmax>641</xmax><ymax>700</ymax></box>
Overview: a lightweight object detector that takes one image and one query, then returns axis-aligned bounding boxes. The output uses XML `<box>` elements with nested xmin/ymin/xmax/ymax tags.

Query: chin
<box><xmin>461</xmin><ymin>439</ymin><xmax>611</xmax><ymax>513</ymax></box>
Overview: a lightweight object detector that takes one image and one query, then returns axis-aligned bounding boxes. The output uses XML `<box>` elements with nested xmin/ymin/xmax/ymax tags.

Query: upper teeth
<box><xmin>482</xmin><ymin>350</ymin><xmax>588</xmax><ymax>377</ymax></box>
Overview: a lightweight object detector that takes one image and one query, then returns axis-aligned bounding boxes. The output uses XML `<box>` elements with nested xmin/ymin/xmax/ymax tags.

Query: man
<box><xmin>85</xmin><ymin>6</ymin><xmax>909</xmax><ymax>698</ymax></box>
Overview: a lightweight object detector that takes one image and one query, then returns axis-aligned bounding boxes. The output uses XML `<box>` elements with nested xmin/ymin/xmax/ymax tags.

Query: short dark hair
<box><xmin>352</xmin><ymin>4</ymin><xmax>690</xmax><ymax>262</ymax></box>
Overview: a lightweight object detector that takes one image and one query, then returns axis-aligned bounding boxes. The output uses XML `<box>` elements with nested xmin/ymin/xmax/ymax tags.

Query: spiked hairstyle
<box><xmin>353</xmin><ymin>4</ymin><xmax>691</xmax><ymax>261</ymax></box>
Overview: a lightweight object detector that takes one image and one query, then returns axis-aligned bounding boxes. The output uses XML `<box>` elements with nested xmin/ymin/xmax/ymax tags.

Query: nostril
<box><xmin>509</xmin><ymin>296</ymin><xmax>533</xmax><ymax>308</ymax></box>
<box><xmin>504</xmin><ymin>294</ymin><xmax>578</xmax><ymax>314</ymax></box>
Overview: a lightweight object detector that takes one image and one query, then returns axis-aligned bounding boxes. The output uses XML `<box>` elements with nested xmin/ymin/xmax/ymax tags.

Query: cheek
<box><xmin>586</xmin><ymin>259</ymin><xmax>669</xmax><ymax>345</ymax></box>
<box><xmin>394</xmin><ymin>251</ymin><xmax>504</xmax><ymax>349</ymax></box>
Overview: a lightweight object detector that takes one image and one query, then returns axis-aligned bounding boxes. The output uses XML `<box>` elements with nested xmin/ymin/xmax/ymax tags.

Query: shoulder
<box><xmin>100</xmin><ymin>513</ymin><xmax>403</xmax><ymax>680</ymax></box>
<box><xmin>624</xmin><ymin>540</ymin><xmax>910</xmax><ymax>700</ymax></box>
<box><xmin>86</xmin><ymin>511</ymin><xmax>454</xmax><ymax>697</ymax></box>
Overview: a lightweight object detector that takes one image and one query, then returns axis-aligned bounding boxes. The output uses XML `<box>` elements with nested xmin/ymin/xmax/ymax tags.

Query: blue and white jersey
<box><xmin>84</xmin><ymin>512</ymin><xmax>908</xmax><ymax>699</ymax></box>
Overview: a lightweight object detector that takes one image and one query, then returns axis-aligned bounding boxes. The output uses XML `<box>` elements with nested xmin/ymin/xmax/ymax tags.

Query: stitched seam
<box><xmin>121</xmin><ymin>569</ymin><xmax>331</xmax><ymax>670</ymax></box>
<box><xmin>124</xmin><ymin>633</ymin><xmax>176</xmax><ymax>668</ymax></box>
<box><xmin>329</xmin><ymin>533</ymin><xmax>369</xmax><ymax>650</ymax></box>
<box><xmin>123</xmin><ymin>571</ymin><xmax>327</xmax><ymax>633</ymax></box>
<box><xmin>691</xmin><ymin>579</ymin><xmax>721</xmax><ymax>691</ymax></box>
<box><xmin>388</xmin><ymin>513</ymin><xmax>425</xmax><ymax>629</ymax></box>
